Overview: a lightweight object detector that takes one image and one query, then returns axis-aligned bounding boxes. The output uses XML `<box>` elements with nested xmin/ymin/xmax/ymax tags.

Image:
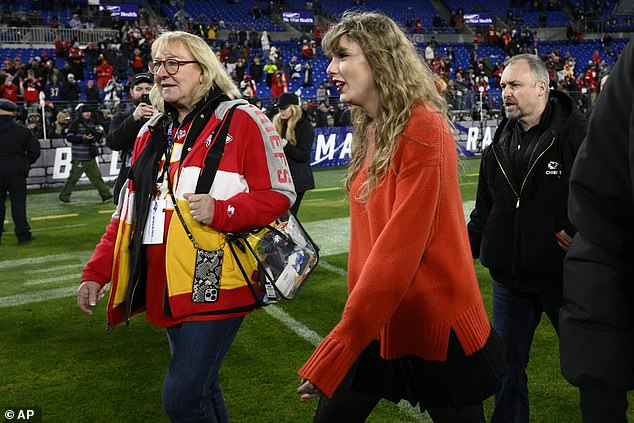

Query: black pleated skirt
<box><xmin>341</xmin><ymin>328</ymin><xmax>506</xmax><ymax>410</ymax></box>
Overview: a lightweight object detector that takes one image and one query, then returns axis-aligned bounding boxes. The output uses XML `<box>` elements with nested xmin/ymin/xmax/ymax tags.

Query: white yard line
<box><xmin>24</xmin><ymin>274</ymin><xmax>79</xmax><ymax>286</ymax></box>
<box><xmin>0</xmin><ymin>251</ymin><xmax>91</xmax><ymax>269</ymax></box>
<box><xmin>316</xmin><ymin>260</ymin><xmax>348</xmax><ymax>278</ymax></box>
<box><xmin>0</xmin><ymin>286</ymin><xmax>78</xmax><ymax>307</ymax></box>
<box><xmin>263</xmin><ymin>306</ymin><xmax>323</xmax><ymax>347</ymax></box>
<box><xmin>30</xmin><ymin>263</ymin><xmax>85</xmax><ymax>274</ymax></box>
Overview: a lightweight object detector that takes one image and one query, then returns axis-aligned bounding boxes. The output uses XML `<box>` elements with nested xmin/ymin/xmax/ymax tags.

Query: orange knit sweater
<box><xmin>298</xmin><ymin>105</ymin><xmax>491</xmax><ymax>397</ymax></box>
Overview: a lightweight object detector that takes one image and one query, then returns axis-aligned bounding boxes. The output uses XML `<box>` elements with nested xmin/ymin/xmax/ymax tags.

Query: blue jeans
<box><xmin>162</xmin><ymin>317</ymin><xmax>244</xmax><ymax>423</ymax></box>
<box><xmin>490</xmin><ymin>281</ymin><xmax>564</xmax><ymax>423</ymax></box>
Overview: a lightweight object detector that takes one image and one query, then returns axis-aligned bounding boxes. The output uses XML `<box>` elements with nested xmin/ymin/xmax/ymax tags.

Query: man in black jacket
<box><xmin>467</xmin><ymin>54</ymin><xmax>587</xmax><ymax>423</ymax></box>
<box><xmin>0</xmin><ymin>99</ymin><xmax>40</xmax><ymax>244</ymax></box>
<box><xmin>106</xmin><ymin>72</ymin><xmax>156</xmax><ymax>204</ymax></box>
<box><xmin>560</xmin><ymin>39</ymin><xmax>634</xmax><ymax>422</ymax></box>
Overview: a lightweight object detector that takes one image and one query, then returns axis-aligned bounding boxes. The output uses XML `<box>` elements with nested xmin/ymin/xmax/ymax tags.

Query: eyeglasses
<box><xmin>148</xmin><ymin>59</ymin><xmax>198</xmax><ymax>76</ymax></box>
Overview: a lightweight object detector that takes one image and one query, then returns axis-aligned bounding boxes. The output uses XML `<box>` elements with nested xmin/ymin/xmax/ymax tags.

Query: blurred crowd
<box><xmin>0</xmin><ymin>0</ymin><xmax>625</xmax><ymax>136</ymax></box>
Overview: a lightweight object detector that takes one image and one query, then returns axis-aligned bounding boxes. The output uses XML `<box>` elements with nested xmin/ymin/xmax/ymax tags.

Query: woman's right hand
<box><xmin>76</xmin><ymin>281</ymin><xmax>106</xmax><ymax>315</ymax></box>
<box><xmin>297</xmin><ymin>378</ymin><xmax>322</xmax><ymax>401</ymax></box>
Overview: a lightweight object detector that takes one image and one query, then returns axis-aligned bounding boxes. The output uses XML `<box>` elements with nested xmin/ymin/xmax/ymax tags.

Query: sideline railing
<box><xmin>0</xmin><ymin>26</ymin><xmax>120</xmax><ymax>45</ymax></box>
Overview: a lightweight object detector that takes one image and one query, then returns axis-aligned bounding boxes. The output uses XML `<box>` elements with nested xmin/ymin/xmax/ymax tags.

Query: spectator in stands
<box><xmin>260</xmin><ymin>30</ymin><xmax>271</xmax><ymax>58</ymax></box>
<box><xmin>238</xmin><ymin>41</ymin><xmax>251</xmax><ymax>66</ymax></box>
<box><xmin>301</xmin><ymin>100</ymin><xmax>316</xmax><ymax>125</ymax></box>
<box><xmin>315</xmin><ymin>82</ymin><xmax>327</xmax><ymax>106</ymax></box>
<box><xmin>501</xmin><ymin>29</ymin><xmax>512</xmax><ymax>54</ymax></box>
<box><xmin>21</xmin><ymin>70</ymin><xmax>42</xmax><ymax>106</ymax></box>
<box><xmin>62</xmin><ymin>73</ymin><xmax>81</xmax><ymax>105</ymax></box>
<box><xmin>0</xmin><ymin>99</ymin><xmax>40</xmax><ymax>245</ymax></box>
<box><xmin>248</xmin><ymin>26</ymin><xmax>259</xmax><ymax>48</ymax></box>
<box><xmin>68</xmin><ymin>13</ymin><xmax>83</xmax><ymax>30</ymax></box>
<box><xmin>273</xmin><ymin>51</ymin><xmax>286</xmax><ymax>75</ymax></box>
<box><xmin>333</xmin><ymin>101</ymin><xmax>351</xmax><ymax>126</ymax></box>
<box><xmin>106</xmin><ymin>72</ymin><xmax>156</xmax><ymax>204</ymax></box>
<box><xmin>559</xmin><ymin>38</ymin><xmax>634</xmax><ymax>423</ymax></box>
<box><xmin>25</xmin><ymin>112</ymin><xmax>44</xmax><ymax>139</ymax></box>
<box><xmin>205</xmin><ymin>23</ymin><xmax>217</xmax><ymax>42</ymax></box>
<box><xmin>238</xmin><ymin>27</ymin><xmax>247</xmax><ymax>46</ymax></box>
<box><xmin>263</xmin><ymin>58</ymin><xmax>277</xmax><ymax>88</ymax></box>
<box><xmin>289</xmin><ymin>56</ymin><xmax>301</xmax><ymax>80</ymax></box>
<box><xmin>76</xmin><ymin>30</ymin><xmax>294</xmax><ymax>423</ymax></box>
<box><xmin>0</xmin><ymin>74</ymin><xmax>19</xmax><ymax>102</ymax></box>
<box><xmin>85</xmin><ymin>42</ymin><xmax>100</xmax><ymax>70</ymax></box>
<box><xmin>272</xmin><ymin>93</ymin><xmax>315</xmax><ymax>215</ymax></box>
<box><xmin>59</xmin><ymin>61</ymin><xmax>73</xmax><ymax>82</ymax></box>
<box><xmin>131</xmin><ymin>48</ymin><xmax>145</xmax><ymax>75</ymax></box>
<box><xmin>315</xmin><ymin>24</ymin><xmax>323</xmax><ymax>41</ymax></box>
<box><xmin>239</xmin><ymin>74</ymin><xmax>257</xmax><ymax>99</ymax></box>
<box><xmin>227</xmin><ymin>28</ymin><xmax>238</xmax><ymax>45</ymax></box>
<box><xmin>301</xmin><ymin>40</ymin><xmax>313</xmax><ymax>60</ymax></box>
<box><xmin>424</xmin><ymin>42</ymin><xmax>434</xmax><ymax>65</ymax></box>
<box><xmin>297</xmin><ymin>12</ymin><xmax>504</xmax><ymax>422</ymax></box>
<box><xmin>12</xmin><ymin>56</ymin><xmax>25</xmax><ymax>80</ymax></box>
<box><xmin>29</xmin><ymin>56</ymin><xmax>47</xmax><ymax>82</ymax></box>
<box><xmin>2</xmin><ymin>60</ymin><xmax>15</xmax><ymax>76</ymax></box>
<box><xmin>270</xmin><ymin>69</ymin><xmax>288</xmax><ymax>99</ymax></box>
<box><xmin>432</xmin><ymin>14</ymin><xmax>444</xmax><ymax>29</ymax></box>
<box><xmin>485</xmin><ymin>25</ymin><xmax>500</xmax><ymax>44</ymax></box>
<box><xmin>467</xmin><ymin>54</ymin><xmax>587</xmax><ymax>423</ymax></box>
<box><xmin>218</xmin><ymin>42</ymin><xmax>232</xmax><ymax>74</ymax></box>
<box><xmin>52</xmin><ymin>109</ymin><xmax>71</xmax><ymax>138</ymax></box>
<box><xmin>84</xmin><ymin>79</ymin><xmax>100</xmax><ymax>103</ymax></box>
<box><xmin>50</xmin><ymin>15</ymin><xmax>61</xmax><ymax>29</ymax></box>
<box><xmin>96</xmin><ymin>59</ymin><xmax>113</xmax><ymax>90</ymax></box>
<box><xmin>42</xmin><ymin>103</ymin><xmax>56</xmax><ymax>133</ymax></box>
<box><xmin>113</xmin><ymin>49</ymin><xmax>129</xmax><ymax>82</ymax></box>
<box><xmin>103</xmin><ymin>76</ymin><xmax>123</xmax><ymax>110</ymax></box>
<box><xmin>233</xmin><ymin>57</ymin><xmax>247</xmax><ymax>83</ymax></box>
<box><xmin>54</xmin><ymin>36</ymin><xmax>71</xmax><ymax>59</ymax></box>
<box><xmin>314</xmin><ymin>102</ymin><xmax>330</xmax><ymax>127</ymax></box>
<box><xmin>58</xmin><ymin>104</ymin><xmax>111</xmax><ymax>203</ymax></box>
<box><xmin>68</xmin><ymin>42</ymin><xmax>85</xmax><ymax>81</ymax></box>
<box><xmin>302</xmin><ymin>62</ymin><xmax>313</xmax><ymax>87</ymax></box>
<box><xmin>453</xmin><ymin>72</ymin><xmax>469</xmax><ymax>110</ymax></box>
<box><xmin>414</xmin><ymin>16</ymin><xmax>423</xmax><ymax>33</ymax></box>
<box><xmin>249</xmin><ymin>52</ymin><xmax>263</xmax><ymax>82</ymax></box>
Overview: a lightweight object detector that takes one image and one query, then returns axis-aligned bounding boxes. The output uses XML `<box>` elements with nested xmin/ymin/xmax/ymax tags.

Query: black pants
<box><xmin>313</xmin><ymin>386</ymin><xmax>485</xmax><ymax>423</ymax></box>
<box><xmin>0</xmin><ymin>172</ymin><xmax>31</xmax><ymax>241</ymax></box>
<box><xmin>580</xmin><ymin>383</ymin><xmax>628</xmax><ymax>423</ymax></box>
<box><xmin>290</xmin><ymin>191</ymin><xmax>305</xmax><ymax>216</ymax></box>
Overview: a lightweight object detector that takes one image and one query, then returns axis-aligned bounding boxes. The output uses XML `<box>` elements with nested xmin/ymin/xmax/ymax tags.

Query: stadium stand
<box><xmin>0</xmin><ymin>0</ymin><xmax>632</xmax><ymax>128</ymax></box>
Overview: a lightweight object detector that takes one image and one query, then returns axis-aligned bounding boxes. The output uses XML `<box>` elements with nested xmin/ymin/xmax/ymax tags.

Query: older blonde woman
<box><xmin>297</xmin><ymin>12</ymin><xmax>504</xmax><ymax>423</ymax></box>
<box><xmin>77</xmin><ymin>31</ymin><xmax>295</xmax><ymax>422</ymax></box>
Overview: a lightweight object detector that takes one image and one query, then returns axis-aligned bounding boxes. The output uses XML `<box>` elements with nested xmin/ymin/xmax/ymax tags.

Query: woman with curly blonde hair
<box><xmin>297</xmin><ymin>11</ymin><xmax>504</xmax><ymax>423</ymax></box>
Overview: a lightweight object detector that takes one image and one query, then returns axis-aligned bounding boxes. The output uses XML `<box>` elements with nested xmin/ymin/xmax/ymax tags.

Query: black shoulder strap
<box><xmin>195</xmin><ymin>104</ymin><xmax>239</xmax><ymax>194</ymax></box>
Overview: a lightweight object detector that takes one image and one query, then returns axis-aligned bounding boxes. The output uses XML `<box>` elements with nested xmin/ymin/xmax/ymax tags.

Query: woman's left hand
<box><xmin>184</xmin><ymin>193</ymin><xmax>214</xmax><ymax>225</ymax></box>
<box><xmin>297</xmin><ymin>378</ymin><xmax>321</xmax><ymax>401</ymax></box>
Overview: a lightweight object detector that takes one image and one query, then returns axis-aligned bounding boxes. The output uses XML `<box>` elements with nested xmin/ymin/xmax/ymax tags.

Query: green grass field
<box><xmin>0</xmin><ymin>159</ymin><xmax>631</xmax><ymax>422</ymax></box>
